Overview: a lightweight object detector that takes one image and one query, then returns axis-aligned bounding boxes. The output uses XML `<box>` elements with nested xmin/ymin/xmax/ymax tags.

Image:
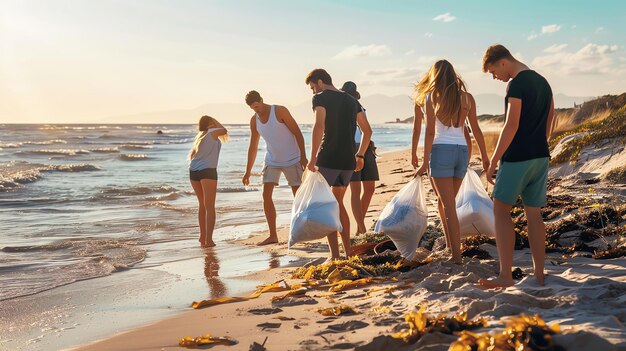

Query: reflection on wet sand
<box><xmin>203</xmin><ymin>248</ymin><xmax>227</xmax><ymax>298</ymax></box>
<box><xmin>269</xmin><ymin>251</ymin><xmax>281</xmax><ymax>270</ymax></box>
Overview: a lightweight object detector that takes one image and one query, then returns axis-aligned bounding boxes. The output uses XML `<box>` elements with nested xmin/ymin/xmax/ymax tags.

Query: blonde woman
<box><xmin>415</xmin><ymin>60</ymin><xmax>490</xmax><ymax>264</ymax></box>
<box><xmin>189</xmin><ymin>115</ymin><xmax>228</xmax><ymax>247</ymax></box>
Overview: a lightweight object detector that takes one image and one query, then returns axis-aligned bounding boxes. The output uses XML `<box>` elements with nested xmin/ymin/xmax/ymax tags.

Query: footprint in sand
<box><xmin>316</xmin><ymin>320</ymin><xmax>369</xmax><ymax>335</ymax></box>
<box><xmin>256</xmin><ymin>322</ymin><xmax>281</xmax><ymax>331</ymax></box>
<box><xmin>248</xmin><ymin>308</ymin><xmax>283</xmax><ymax>315</ymax></box>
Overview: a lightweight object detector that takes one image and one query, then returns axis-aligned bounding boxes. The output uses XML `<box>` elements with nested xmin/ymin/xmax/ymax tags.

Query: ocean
<box><xmin>0</xmin><ymin>123</ymin><xmax>415</xmax><ymax>349</ymax></box>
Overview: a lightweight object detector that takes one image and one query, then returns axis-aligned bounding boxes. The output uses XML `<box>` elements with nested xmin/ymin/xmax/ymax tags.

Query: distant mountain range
<box><xmin>101</xmin><ymin>93</ymin><xmax>594</xmax><ymax>125</ymax></box>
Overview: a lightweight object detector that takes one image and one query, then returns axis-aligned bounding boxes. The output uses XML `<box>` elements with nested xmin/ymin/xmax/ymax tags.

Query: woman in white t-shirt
<box><xmin>415</xmin><ymin>60</ymin><xmax>490</xmax><ymax>264</ymax></box>
<box><xmin>189</xmin><ymin>115</ymin><xmax>228</xmax><ymax>247</ymax></box>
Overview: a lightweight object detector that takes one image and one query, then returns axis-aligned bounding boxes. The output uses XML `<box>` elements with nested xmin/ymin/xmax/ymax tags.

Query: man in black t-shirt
<box><xmin>304</xmin><ymin>68</ymin><xmax>373</xmax><ymax>260</ymax></box>
<box><xmin>478</xmin><ymin>45</ymin><xmax>556</xmax><ymax>289</ymax></box>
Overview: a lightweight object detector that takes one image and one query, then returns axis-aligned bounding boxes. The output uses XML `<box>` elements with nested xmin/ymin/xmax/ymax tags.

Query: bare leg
<box><xmin>431</xmin><ymin>177</ymin><xmax>462</xmax><ymax>264</ymax></box>
<box><xmin>350</xmin><ymin>182</ymin><xmax>366</xmax><ymax>234</ymax></box>
<box><xmin>290</xmin><ymin>185</ymin><xmax>299</xmax><ymax>196</ymax></box>
<box><xmin>360</xmin><ymin>181</ymin><xmax>376</xmax><ymax>232</ymax></box>
<box><xmin>479</xmin><ymin>199</ymin><xmax>515</xmax><ymax>288</ymax></box>
<box><xmin>332</xmin><ymin>186</ymin><xmax>351</xmax><ymax>258</ymax></box>
<box><xmin>191</xmin><ymin>180</ymin><xmax>206</xmax><ymax>245</ymax></box>
<box><xmin>257</xmin><ymin>183</ymin><xmax>278</xmax><ymax>246</ymax></box>
<box><xmin>525</xmin><ymin>205</ymin><xmax>546</xmax><ymax>285</ymax></box>
<box><xmin>200</xmin><ymin>179</ymin><xmax>218</xmax><ymax>247</ymax></box>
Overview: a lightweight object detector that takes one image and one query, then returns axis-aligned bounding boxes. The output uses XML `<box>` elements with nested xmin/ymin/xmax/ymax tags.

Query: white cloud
<box><xmin>527</xmin><ymin>33</ymin><xmax>538</xmax><ymax>41</ymax></box>
<box><xmin>333</xmin><ymin>44</ymin><xmax>392</xmax><ymax>60</ymax></box>
<box><xmin>542</xmin><ymin>24</ymin><xmax>561</xmax><ymax>33</ymax></box>
<box><xmin>405</xmin><ymin>49</ymin><xmax>415</xmax><ymax>56</ymax></box>
<box><xmin>533</xmin><ymin>43</ymin><xmax>620</xmax><ymax>75</ymax></box>
<box><xmin>544</xmin><ymin>44</ymin><xmax>568</xmax><ymax>53</ymax></box>
<box><xmin>424</xmin><ymin>32</ymin><xmax>433</xmax><ymax>38</ymax></box>
<box><xmin>433</xmin><ymin>13</ymin><xmax>456</xmax><ymax>22</ymax></box>
<box><xmin>596</xmin><ymin>27</ymin><xmax>605</xmax><ymax>33</ymax></box>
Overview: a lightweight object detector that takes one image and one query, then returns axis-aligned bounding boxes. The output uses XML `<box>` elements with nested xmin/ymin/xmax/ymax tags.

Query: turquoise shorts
<box><xmin>492</xmin><ymin>157</ymin><xmax>549</xmax><ymax>207</ymax></box>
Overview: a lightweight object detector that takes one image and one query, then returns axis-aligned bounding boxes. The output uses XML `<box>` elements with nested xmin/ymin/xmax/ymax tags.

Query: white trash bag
<box><xmin>288</xmin><ymin>171</ymin><xmax>342</xmax><ymax>248</ymax></box>
<box><xmin>374</xmin><ymin>177</ymin><xmax>428</xmax><ymax>260</ymax></box>
<box><xmin>455</xmin><ymin>169</ymin><xmax>495</xmax><ymax>238</ymax></box>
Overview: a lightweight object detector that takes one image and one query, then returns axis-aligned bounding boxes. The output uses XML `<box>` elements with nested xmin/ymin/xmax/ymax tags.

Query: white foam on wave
<box><xmin>0</xmin><ymin>238</ymin><xmax>146</xmax><ymax>301</ymax></box>
<box><xmin>119</xmin><ymin>154</ymin><xmax>149</xmax><ymax>161</ymax></box>
<box><xmin>0</xmin><ymin>162</ymin><xmax>101</xmax><ymax>191</ymax></box>
<box><xmin>16</xmin><ymin>149</ymin><xmax>90</xmax><ymax>156</ymax></box>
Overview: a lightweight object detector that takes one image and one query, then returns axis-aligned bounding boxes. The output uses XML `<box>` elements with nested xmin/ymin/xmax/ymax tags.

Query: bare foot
<box><xmin>477</xmin><ymin>277</ymin><xmax>514</xmax><ymax>289</ymax></box>
<box><xmin>202</xmin><ymin>240</ymin><xmax>216</xmax><ymax>248</ymax></box>
<box><xmin>257</xmin><ymin>236</ymin><xmax>278</xmax><ymax>246</ymax></box>
<box><xmin>534</xmin><ymin>273</ymin><xmax>545</xmax><ymax>286</ymax></box>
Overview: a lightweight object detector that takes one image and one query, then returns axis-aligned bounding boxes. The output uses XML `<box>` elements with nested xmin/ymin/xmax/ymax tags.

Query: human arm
<box><xmin>465</xmin><ymin>93</ymin><xmax>490</xmax><ymax>173</ymax></box>
<box><xmin>308</xmin><ymin>106</ymin><xmax>325</xmax><ymax>172</ymax></box>
<box><xmin>546</xmin><ymin>97</ymin><xmax>555</xmax><ymax>141</ymax></box>
<box><xmin>486</xmin><ymin>98</ymin><xmax>522</xmax><ymax>184</ymax></box>
<box><xmin>416</xmin><ymin>96</ymin><xmax>435</xmax><ymax>176</ymax></box>
<box><xmin>242</xmin><ymin>117</ymin><xmax>260</xmax><ymax>186</ymax></box>
<box><xmin>355</xmin><ymin>111</ymin><xmax>372</xmax><ymax>172</ymax></box>
<box><xmin>276</xmin><ymin>106</ymin><xmax>308</xmax><ymax>168</ymax></box>
<box><xmin>411</xmin><ymin>104</ymin><xmax>423</xmax><ymax>168</ymax></box>
<box><xmin>208</xmin><ymin>120</ymin><xmax>228</xmax><ymax>139</ymax></box>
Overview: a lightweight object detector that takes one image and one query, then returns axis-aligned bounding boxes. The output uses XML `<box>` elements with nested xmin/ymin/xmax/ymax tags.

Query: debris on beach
<box><xmin>392</xmin><ymin>306</ymin><xmax>486</xmax><ymax>344</ymax></box>
<box><xmin>178</xmin><ymin>334</ymin><xmax>238</xmax><ymax>348</ymax></box>
<box><xmin>192</xmin><ymin>280</ymin><xmax>290</xmax><ymax>309</ymax></box>
<box><xmin>318</xmin><ymin>305</ymin><xmax>356</xmax><ymax>316</ymax></box>
<box><xmin>449</xmin><ymin>314</ymin><xmax>564</xmax><ymax>351</ymax></box>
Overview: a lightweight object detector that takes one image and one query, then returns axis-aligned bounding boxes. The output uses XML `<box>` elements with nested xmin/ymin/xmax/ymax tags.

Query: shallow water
<box><xmin>0</xmin><ymin>123</ymin><xmax>415</xmax><ymax>350</ymax></box>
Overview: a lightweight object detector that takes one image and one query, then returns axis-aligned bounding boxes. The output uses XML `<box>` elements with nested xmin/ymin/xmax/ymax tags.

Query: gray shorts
<box><xmin>429</xmin><ymin>144</ymin><xmax>469</xmax><ymax>179</ymax></box>
<box><xmin>262</xmin><ymin>163</ymin><xmax>304</xmax><ymax>186</ymax></box>
<box><xmin>318</xmin><ymin>167</ymin><xmax>353</xmax><ymax>187</ymax></box>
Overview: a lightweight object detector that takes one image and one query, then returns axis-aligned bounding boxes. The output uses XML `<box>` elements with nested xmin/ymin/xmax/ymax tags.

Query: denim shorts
<box><xmin>429</xmin><ymin>144</ymin><xmax>469</xmax><ymax>179</ymax></box>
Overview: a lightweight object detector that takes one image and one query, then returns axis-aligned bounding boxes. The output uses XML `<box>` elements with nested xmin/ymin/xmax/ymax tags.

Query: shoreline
<box><xmin>11</xmin><ymin>147</ymin><xmax>626</xmax><ymax>351</ymax></box>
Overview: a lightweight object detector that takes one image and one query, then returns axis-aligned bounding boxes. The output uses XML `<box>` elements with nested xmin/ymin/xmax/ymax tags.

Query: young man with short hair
<box><xmin>243</xmin><ymin>90</ymin><xmax>307</xmax><ymax>246</ymax></box>
<box><xmin>305</xmin><ymin>68</ymin><xmax>373</xmax><ymax>259</ymax></box>
<box><xmin>479</xmin><ymin>44</ymin><xmax>556</xmax><ymax>288</ymax></box>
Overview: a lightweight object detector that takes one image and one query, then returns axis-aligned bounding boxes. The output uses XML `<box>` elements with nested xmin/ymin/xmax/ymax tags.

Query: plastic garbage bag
<box><xmin>374</xmin><ymin>177</ymin><xmax>428</xmax><ymax>260</ymax></box>
<box><xmin>455</xmin><ymin>169</ymin><xmax>495</xmax><ymax>238</ymax></box>
<box><xmin>288</xmin><ymin>171</ymin><xmax>342</xmax><ymax>248</ymax></box>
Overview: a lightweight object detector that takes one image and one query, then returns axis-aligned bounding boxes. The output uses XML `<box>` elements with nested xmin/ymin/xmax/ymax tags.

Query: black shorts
<box><xmin>189</xmin><ymin>168</ymin><xmax>218</xmax><ymax>181</ymax></box>
<box><xmin>351</xmin><ymin>144</ymin><xmax>379</xmax><ymax>182</ymax></box>
<box><xmin>318</xmin><ymin>167</ymin><xmax>353</xmax><ymax>187</ymax></box>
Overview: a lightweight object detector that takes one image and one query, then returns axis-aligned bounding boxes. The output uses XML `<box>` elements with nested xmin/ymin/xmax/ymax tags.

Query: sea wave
<box><xmin>141</xmin><ymin>201</ymin><xmax>194</xmax><ymax>213</ymax></box>
<box><xmin>23</xmin><ymin>139</ymin><xmax>68</xmax><ymax>145</ymax></box>
<box><xmin>119</xmin><ymin>144</ymin><xmax>153</xmax><ymax>150</ymax></box>
<box><xmin>16</xmin><ymin>149</ymin><xmax>91</xmax><ymax>156</ymax></box>
<box><xmin>0</xmin><ymin>143</ymin><xmax>22</xmax><ymax>149</ymax></box>
<box><xmin>218</xmin><ymin>186</ymin><xmax>259</xmax><ymax>193</ymax></box>
<box><xmin>88</xmin><ymin>147</ymin><xmax>120</xmax><ymax>153</ymax></box>
<box><xmin>0</xmin><ymin>162</ymin><xmax>101</xmax><ymax>191</ymax></box>
<box><xmin>0</xmin><ymin>239</ymin><xmax>146</xmax><ymax>301</ymax></box>
<box><xmin>94</xmin><ymin>185</ymin><xmax>179</xmax><ymax>198</ymax></box>
<box><xmin>119</xmin><ymin>154</ymin><xmax>149</xmax><ymax>161</ymax></box>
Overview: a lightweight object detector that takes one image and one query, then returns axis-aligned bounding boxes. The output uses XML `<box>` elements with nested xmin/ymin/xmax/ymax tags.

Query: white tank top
<box><xmin>431</xmin><ymin>94</ymin><xmax>467</xmax><ymax>146</ymax></box>
<box><xmin>255</xmin><ymin>105</ymin><xmax>301</xmax><ymax>167</ymax></box>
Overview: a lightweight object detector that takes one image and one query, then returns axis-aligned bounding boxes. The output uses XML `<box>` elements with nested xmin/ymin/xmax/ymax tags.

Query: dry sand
<box><xmin>70</xmin><ymin>149</ymin><xmax>626</xmax><ymax>351</ymax></box>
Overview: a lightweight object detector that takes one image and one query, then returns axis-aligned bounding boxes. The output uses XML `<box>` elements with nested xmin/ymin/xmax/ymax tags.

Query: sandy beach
<box><xmin>70</xmin><ymin>148</ymin><xmax>626</xmax><ymax>351</ymax></box>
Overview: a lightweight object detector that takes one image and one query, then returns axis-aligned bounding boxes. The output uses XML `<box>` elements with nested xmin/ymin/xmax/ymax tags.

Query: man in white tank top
<box><xmin>243</xmin><ymin>91</ymin><xmax>308</xmax><ymax>246</ymax></box>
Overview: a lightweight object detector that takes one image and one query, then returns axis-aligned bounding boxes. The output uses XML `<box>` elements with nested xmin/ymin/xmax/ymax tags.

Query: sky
<box><xmin>1</xmin><ymin>0</ymin><xmax>625</xmax><ymax>124</ymax></box>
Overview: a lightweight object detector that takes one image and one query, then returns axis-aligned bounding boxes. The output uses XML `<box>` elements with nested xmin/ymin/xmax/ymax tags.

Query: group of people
<box><xmin>188</xmin><ymin>44</ymin><xmax>555</xmax><ymax>288</ymax></box>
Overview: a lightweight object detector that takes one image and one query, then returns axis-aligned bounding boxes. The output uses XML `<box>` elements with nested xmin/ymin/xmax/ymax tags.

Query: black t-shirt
<box><xmin>312</xmin><ymin>90</ymin><xmax>358</xmax><ymax>170</ymax></box>
<box><xmin>503</xmin><ymin>70</ymin><xmax>553</xmax><ymax>162</ymax></box>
